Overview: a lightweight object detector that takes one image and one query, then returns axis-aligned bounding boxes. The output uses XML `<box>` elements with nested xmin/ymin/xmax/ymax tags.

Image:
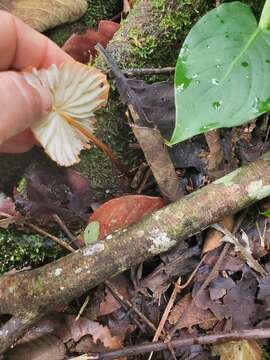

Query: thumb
<box><xmin>0</xmin><ymin>71</ymin><xmax>52</xmax><ymax>145</ymax></box>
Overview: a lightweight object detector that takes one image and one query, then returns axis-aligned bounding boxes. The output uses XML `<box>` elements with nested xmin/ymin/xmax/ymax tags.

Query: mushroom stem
<box><xmin>60</xmin><ymin>111</ymin><xmax>132</xmax><ymax>177</ymax></box>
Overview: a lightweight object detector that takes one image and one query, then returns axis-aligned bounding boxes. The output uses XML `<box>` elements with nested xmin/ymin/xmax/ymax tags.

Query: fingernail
<box><xmin>34</xmin><ymin>83</ymin><xmax>53</xmax><ymax>113</ymax></box>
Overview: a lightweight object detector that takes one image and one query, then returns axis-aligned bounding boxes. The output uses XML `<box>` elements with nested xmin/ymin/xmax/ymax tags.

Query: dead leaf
<box><xmin>203</xmin><ymin>216</ymin><xmax>234</xmax><ymax>254</ymax></box>
<box><xmin>63</xmin><ymin>20</ymin><xmax>120</xmax><ymax>63</ymax></box>
<box><xmin>0</xmin><ymin>0</ymin><xmax>87</xmax><ymax>32</ymax></box>
<box><xmin>89</xmin><ymin>195</ymin><xmax>165</xmax><ymax>239</ymax></box>
<box><xmin>5</xmin><ymin>334</ymin><xmax>66</xmax><ymax>360</ymax></box>
<box><xmin>212</xmin><ymin>224</ymin><xmax>267</xmax><ymax>276</ymax></box>
<box><xmin>222</xmin><ymin>271</ymin><xmax>259</xmax><ymax>329</ymax></box>
<box><xmin>54</xmin><ymin>315</ymin><xmax>122</xmax><ymax>349</ymax></box>
<box><xmin>168</xmin><ymin>293</ymin><xmax>218</xmax><ymax>331</ymax></box>
<box><xmin>212</xmin><ymin>340</ymin><xmax>262</xmax><ymax>360</ymax></box>
<box><xmin>99</xmin><ymin>274</ymin><xmax>130</xmax><ymax>316</ymax></box>
<box><xmin>209</xmin><ymin>276</ymin><xmax>236</xmax><ymax>301</ymax></box>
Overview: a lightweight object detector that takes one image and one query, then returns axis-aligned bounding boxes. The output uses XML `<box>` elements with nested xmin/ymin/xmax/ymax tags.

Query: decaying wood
<box><xmin>1</xmin><ymin>153</ymin><xmax>270</xmax><ymax>353</ymax></box>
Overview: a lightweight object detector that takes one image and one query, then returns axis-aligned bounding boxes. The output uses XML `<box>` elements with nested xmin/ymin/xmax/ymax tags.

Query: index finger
<box><xmin>0</xmin><ymin>10</ymin><xmax>71</xmax><ymax>71</ymax></box>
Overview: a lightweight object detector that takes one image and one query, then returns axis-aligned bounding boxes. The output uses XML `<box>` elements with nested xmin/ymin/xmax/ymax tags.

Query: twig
<box><xmin>118</xmin><ymin>67</ymin><xmax>175</xmax><ymax>77</ymax></box>
<box><xmin>166</xmin><ymin>254</ymin><xmax>207</xmax><ymax>339</ymax></box>
<box><xmin>52</xmin><ymin>214</ymin><xmax>76</xmax><ymax>243</ymax></box>
<box><xmin>27</xmin><ymin>223</ymin><xmax>76</xmax><ymax>253</ymax></box>
<box><xmin>105</xmin><ymin>280</ymin><xmax>157</xmax><ymax>333</ymax></box>
<box><xmin>148</xmin><ymin>277</ymin><xmax>181</xmax><ymax>360</ymax></box>
<box><xmin>195</xmin><ymin>209</ymin><xmax>248</xmax><ymax>299</ymax></box>
<box><xmin>90</xmin><ymin>328</ymin><xmax>270</xmax><ymax>359</ymax></box>
<box><xmin>76</xmin><ymin>295</ymin><xmax>90</xmax><ymax>321</ymax></box>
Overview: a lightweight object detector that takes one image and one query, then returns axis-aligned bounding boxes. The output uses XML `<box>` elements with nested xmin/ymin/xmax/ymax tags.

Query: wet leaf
<box><xmin>89</xmin><ymin>195</ymin><xmax>165</xmax><ymax>239</ymax></box>
<box><xmin>84</xmin><ymin>221</ymin><xmax>100</xmax><ymax>245</ymax></box>
<box><xmin>212</xmin><ymin>340</ymin><xmax>262</xmax><ymax>360</ymax></box>
<box><xmin>0</xmin><ymin>0</ymin><xmax>87</xmax><ymax>32</ymax></box>
<box><xmin>171</xmin><ymin>2</ymin><xmax>270</xmax><ymax>145</ymax></box>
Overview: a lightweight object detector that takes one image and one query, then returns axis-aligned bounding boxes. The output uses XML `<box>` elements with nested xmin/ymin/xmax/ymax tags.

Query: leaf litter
<box><xmin>3</xmin><ymin>1</ymin><xmax>270</xmax><ymax>359</ymax></box>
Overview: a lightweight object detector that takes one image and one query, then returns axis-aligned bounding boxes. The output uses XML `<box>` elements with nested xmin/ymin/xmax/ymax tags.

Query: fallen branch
<box><xmin>1</xmin><ymin>153</ymin><xmax>270</xmax><ymax>352</ymax></box>
<box><xmin>90</xmin><ymin>328</ymin><xmax>270</xmax><ymax>359</ymax></box>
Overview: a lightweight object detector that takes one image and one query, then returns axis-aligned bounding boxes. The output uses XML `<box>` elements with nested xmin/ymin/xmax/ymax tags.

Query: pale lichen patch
<box><xmin>82</xmin><ymin>242</ymin><xmax>105</xmax><ymax>256</ymax></box>
<box><xmin>136</xmin><ymin>230</ymin><xmax>145</xmax><ymax>237</ymax></box>
<box><xmin>148</xmin><ymin>228</ymin><xmax>176</xmax><ymax>255</ymax></box>
<box><xmin>74</xmin><ymin>267</ymin><xmax>83</xmax><ymax>274</ymax></box>
<box><xmin>54</xmin><ymin>268</ymin><xmax>63</xmax><ymax>277</ymax></box>
<box><xmin>247</xmin><ymin>180</ymin><xmax>270</xmax><ymax>200</ymax></box>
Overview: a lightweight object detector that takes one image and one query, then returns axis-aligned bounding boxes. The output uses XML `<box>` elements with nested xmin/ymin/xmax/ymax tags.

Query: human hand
<box><xmin>0</xmin><ymin>11</ymin><xmax>71</xmax><ymax>153</ymax></box>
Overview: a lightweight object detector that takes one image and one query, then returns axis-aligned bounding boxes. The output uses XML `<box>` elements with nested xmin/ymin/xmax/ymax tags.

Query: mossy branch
<box><xmin>1</xmin><ymin>153</ymin><xmax>270</xmax><ymax>352</ymax></box>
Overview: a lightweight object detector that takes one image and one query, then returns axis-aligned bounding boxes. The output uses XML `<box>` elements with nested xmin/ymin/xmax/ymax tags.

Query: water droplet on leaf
<box><xmin>211</xmin><ymin>78</ymin><xmax>219</xmax><ymax>85</ymax></box>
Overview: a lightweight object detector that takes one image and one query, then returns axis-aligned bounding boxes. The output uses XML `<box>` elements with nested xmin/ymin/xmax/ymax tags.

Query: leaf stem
<box><xmin>259</xmin><ymin>0</ymin><xmax>270</xmax><ymax>30</ymax></box>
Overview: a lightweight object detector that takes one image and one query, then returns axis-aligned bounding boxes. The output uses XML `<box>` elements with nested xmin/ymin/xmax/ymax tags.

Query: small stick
<box><xmin>105</xmin><ymin>280</ymin><xmax>157</xmax><ymax>333</ymax></box>
<box><xmin>90</xmin><ymin>328</ymin><xmax>270</xmax><ymax>359</ymax></box>
<box><xmin>119</xmin><ymin>67</ymin><xmax>175</xmax><ymax>77</ymax></box>
<box><xmin>52</xmin><ymin>214</ymin><xmax>76</xmax><ymax>243</ymax></box>
<box><xmin>27</xmin><ymin>223</ymin><xmax>76</xmax><ymax>253</ymax></box>
<box><xmin>76</xmin><ymin>295</ymin><xmax>90</xmax><ymax>321</ymax></box>
<box><xmin>166</xmin><ymin>254</ymin><xmax>207</xmax><ymax>340</ymax></box>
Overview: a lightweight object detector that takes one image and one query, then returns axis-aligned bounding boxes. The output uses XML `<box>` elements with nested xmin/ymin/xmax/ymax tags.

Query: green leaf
<box><xmin>170</xmin><ymin>2</ymin><xmax>270</xmax><ymax>145</ymax></box>
<box><xmin>84</xmin><ymin>221</ymin><xmax>100</xmax><ymax>245</ymax></box>
<box><xmin>262</xmin><ymin>209</ymin><xmax>270</xmax><ymax>217</ymax></box>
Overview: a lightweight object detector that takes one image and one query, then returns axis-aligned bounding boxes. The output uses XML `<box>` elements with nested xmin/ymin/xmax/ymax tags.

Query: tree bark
<box><xmin>1</xmin><ymin>153</ymin><xmax>270</xmax><ymax>353</ymax></box>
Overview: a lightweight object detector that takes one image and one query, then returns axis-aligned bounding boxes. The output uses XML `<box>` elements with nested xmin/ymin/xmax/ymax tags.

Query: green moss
<box><xmin>76</xmin><ymin>92</ymin><xmax>139</xmax><ymax>199</ymax></box>
<box><xmin>46</xmin><ymin>0</ymin><xmax>122</xmax><ymax>46</ymax></box>
<box><xmin>0</xmin><ymin>229</ymin><xmax>62</xmax><ymax>274</ymax></box>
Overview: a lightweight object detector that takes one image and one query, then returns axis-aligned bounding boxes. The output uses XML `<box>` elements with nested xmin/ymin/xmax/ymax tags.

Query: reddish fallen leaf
<box><xmin>63</xmin><ymin>20</ymin><xmax>120</xmax><ymax>63</ymax></box>
<box><xmin>89</xmin><ymin>195</ymin><xmax>165</xmax><ymax>239</ymax></box>
<box><xmin>98</xmin><ymin>20</ymin><xmax>120</xmax><ymax>41</ymax></box>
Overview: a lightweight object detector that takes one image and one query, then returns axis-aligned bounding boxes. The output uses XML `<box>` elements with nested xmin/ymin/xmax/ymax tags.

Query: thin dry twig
<box><xmin>52</xmin><ymin>214</ymin><xmax>76</xmax><ymax>243</ymax></box>
<box><xmin>105</xmin><ymin>280</ymin><xmax>157</xmax><ymax>333</ymax></box>
<box><xmin>76</xmin><ymin>295</ymin><xmax>90</xmax><ymax>321</ymax></box>
<box><xmin>108</xmin><ymin>67</ymin><xmax>175</xmax><ymax>77</ymax></box>
<box><xmin>27</xmin><ymin>223</ymin><xmax>76</xmax><ymax>253</ymax></box>
<box><xmin>89</xmin><ymin>328</ymin><xmax>270</xmax><ymax>359</ymax></box>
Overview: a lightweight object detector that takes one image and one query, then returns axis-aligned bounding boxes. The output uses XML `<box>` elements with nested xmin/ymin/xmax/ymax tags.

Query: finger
<box><xmin>0</xmin><ymin>71</ymin><xmax>52</xmax><ymax>145</ymax></box>
<box><xmin>0</xmin><ymin>10</ymin><xmax>71</xmax><ymax>71</ymax></box>
<box><xmin>0</xmin><ymin>130</ymin><xmax>36</xmax><ymax>153</ymax></box>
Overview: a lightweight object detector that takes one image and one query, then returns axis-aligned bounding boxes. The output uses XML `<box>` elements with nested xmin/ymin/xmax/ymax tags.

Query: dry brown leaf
<box><xmin>212</xmin><ymin>340</ymin><xmax>262</xmax><ymax>360</ymax></box>
<box><xmin>55</xmin><ymin>315</ymin><xmax>122</xmax><ymax>350</ymax></box>
<box><xmin>0</xmin><ymin>0</ymin><xmax>87</xmax><ymax>32</ymax></box>
<box><xmin>203</xmin><ymin>216</ymin><xmax>234</xmax><ymax>254</ymax></box>
<box><xmin>99</xmin><ymin>274</ymin><xmax>130</xmax><ymax>316</ymax></box>
<box><xmin>168</xmin><ymin>293</ymin><xmax>218</xmax><ymax>331</ymax></box>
